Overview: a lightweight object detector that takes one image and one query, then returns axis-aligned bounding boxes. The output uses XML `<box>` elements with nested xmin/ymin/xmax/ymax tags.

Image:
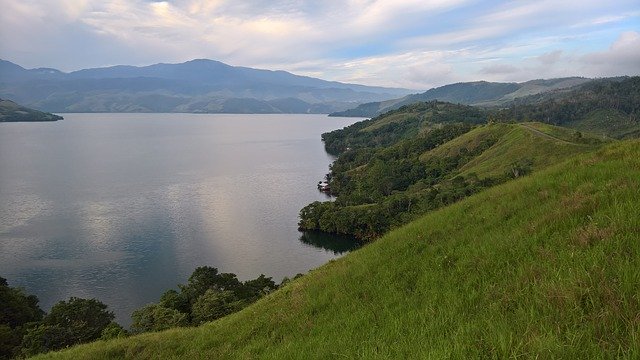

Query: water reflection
<box><xmin>0</xmin><ymin>113</ymin><xmax>363</xmax><ymax>326</ymax></box>
<box><xmin>299</xmin><ymin>231</ymin><xmax>362</xmax><ymax>255</ymax></box>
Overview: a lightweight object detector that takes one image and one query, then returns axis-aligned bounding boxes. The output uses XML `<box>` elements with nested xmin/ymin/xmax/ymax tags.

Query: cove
<box><xmin>0</xmin><ymin>113</ymin><xmax>361</xmax><ymax>326</ymax></box>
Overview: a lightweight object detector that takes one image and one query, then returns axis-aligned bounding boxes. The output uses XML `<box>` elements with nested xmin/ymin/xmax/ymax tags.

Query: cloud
<box><xmin>580</xmin><ymin>31</ymin><xmax>640</xmax><ymax>76</ymax></box>
<box><xmin>0</xmin><ymin>0</ymin><xmax>638</xmax><ymax>89</ymax></box>
<box><xmin>537</xmin><ymin>50</ymin><xmax>563</xmax><ymax>65</ymax></box>
<box><xmin>481</xmin><ymin>64</ymin><xmax>520</xmax><ymax>75</ymax></box>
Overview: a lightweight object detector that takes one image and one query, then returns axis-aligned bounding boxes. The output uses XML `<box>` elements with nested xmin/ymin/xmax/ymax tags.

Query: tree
<box><xmin>180</xmin><ymin>266</ymin><xmax>242</xmax><ymax>303</ymax></box>
<box><xmin>191</xmin><ymin>290</ymin><xmax>244</xmax><ymax>325</ymax></box>
<box><xmin>130</xmin><ymin>304</ymin><xmax>188</xmax><ymax>334</ymax></box>
<box><xmin>237</xmin><ymin>275</ymin><xmax>277</xmax><ymax>302</ymax></box>
<box><xmin>159</xmin><ymin>289</ymin><xmax>190</xmax><ymax>314</ymax></box>
<box><xmin>0</xmin><ymin>276</ymin><xmax>43</xmax><ymax>329</ymax></box>
<box><xmin>100</xmin><ymin>322</ymin><xmax>128</xmax><ymax>340</ymax></box>
<box><xmin>43</xmin><ymin>297</ymin><xmax>114</xmax><ymax>345</ymax></box>
<box><xmin>20</xmin><ymin>324</ymin><xmax>72</xmax><ymax>357</ymax></box>
<box><xmin>0</xmin><ymin>276</ymin><xmax>44</xmax><ymax>359</ymax></box>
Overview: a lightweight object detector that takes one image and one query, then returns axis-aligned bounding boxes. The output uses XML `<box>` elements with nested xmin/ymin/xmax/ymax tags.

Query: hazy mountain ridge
<box><xmin>330</xmin><ymin>77</ymin><xmax>594</xmax><ymax>117</ymax></box>
<box><xmin>0</xmin><ymin>59</ymin><xmax>413</xmax><ymax>114</ymax></box>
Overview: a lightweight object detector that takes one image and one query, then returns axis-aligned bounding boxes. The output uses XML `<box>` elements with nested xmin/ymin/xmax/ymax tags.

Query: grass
<box><xmin>419</xmin><ymin>122</ymin><xmax>607</xmax><ymax>179</ymax></box>
<box><xmin>452</xmin><ymin>122</ymin><xmax>606</xmax><ymax>178</ymax></box>
<box><xmin>37</xmin><ymin>139</ymin><xmax>640</xmax><ymax>359</ymax></box>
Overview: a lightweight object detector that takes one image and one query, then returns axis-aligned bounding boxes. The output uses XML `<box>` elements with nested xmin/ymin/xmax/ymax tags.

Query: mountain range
<box><xmin>329</xmin><ymin>77</ymin><xmax>594</xmax><ymax>117</ymax></box>
<box><xmin>0</xmin><ymin>59</ymin><xmax>412</xmax><ymax>114</ymax></box>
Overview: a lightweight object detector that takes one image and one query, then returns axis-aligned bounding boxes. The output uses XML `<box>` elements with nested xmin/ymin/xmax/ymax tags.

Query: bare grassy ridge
<box><xmin>38</xmin><ymin>140</ymin><xmax>640</xmax><ymax>359</ymax></box>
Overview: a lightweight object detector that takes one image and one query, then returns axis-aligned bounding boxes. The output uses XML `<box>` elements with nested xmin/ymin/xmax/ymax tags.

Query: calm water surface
<box><xmin>0</xmin><ymin>113</ymin><xmax>361</xmax><ymax>326</ymax></box>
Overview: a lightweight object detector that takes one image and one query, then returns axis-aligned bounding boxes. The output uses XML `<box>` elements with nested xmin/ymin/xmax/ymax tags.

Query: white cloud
<box><xmin>580</xmin><ymin>31</ymin><xmax>640</xmax><ymax>76</ymax></box>
<box><xmin>0</xmin><ymin>0</ymin><xmax>638</xmax><ymax>89</ymax></box>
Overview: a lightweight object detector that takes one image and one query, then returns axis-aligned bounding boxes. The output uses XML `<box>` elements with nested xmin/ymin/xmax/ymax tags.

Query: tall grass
<box><xmin>38</xmin><ymin>140</ymin><xmax>640</xmax><ymax>359</ymax></box>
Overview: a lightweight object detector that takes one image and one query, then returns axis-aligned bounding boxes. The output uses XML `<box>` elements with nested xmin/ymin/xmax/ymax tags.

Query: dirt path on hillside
<box><xmin>518</xmin><ymin>124</ymin><xmax>581</xmax><ymax>145</ymax></box>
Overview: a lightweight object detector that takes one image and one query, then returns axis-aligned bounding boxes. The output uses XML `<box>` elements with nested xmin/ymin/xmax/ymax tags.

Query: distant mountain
<box><xmin>330</xmin><ymin>78</ymin><xmax>592</xmax><ymax>117</ymax></box>
<box><xmin>0</xmin><ymin>98</ymin><xmax>62</xmax><ymax>122</ymax></box>
<box><xmin>0</xmin><ymin>59</ymin><xmax>413</xmax><ymax>114</ymax></box>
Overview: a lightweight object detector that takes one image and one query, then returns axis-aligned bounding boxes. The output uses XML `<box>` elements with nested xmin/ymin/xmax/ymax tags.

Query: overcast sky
<box><xmin>1</xmin><ymin>0</ymin><xmax>638</xmax><ymax>90</ymax></box>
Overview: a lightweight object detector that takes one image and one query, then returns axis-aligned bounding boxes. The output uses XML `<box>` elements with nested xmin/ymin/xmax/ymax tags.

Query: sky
<box><xmin>0</xmin><ymin>0</ymin><xmax>639</xmax><ymax>90</ymax></box>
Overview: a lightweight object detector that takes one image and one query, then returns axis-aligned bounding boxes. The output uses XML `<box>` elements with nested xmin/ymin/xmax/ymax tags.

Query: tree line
<box><xmin>0</xmin><ymin>268</ymin><xmax>283</xmax><ymax>358</ymax></box>
<box><xmin>299</xmin><ymin>121</ymin><xmax>524</xmax><ymax>241</ymax></box>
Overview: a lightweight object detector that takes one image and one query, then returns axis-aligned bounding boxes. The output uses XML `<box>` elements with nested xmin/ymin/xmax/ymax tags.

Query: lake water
<box><xmin>0</xmin><ymin>113</ymin><xmax>361</xmax><ymax>326</ymax></box>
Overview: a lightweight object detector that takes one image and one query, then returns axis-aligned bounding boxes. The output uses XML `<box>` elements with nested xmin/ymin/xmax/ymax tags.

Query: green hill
<box><xmin>39</xmin><ymin>139</ymin><xmax>640</xmax><ymax>359</ymax></box>
<box><xmin>494</xmin><ymin>76</ymin><xmax>640</xmax><ymax>139</ymax></box>
<box><xmin>421</xmin><ymin>122</ymin><xmax>607</xmax><ymax>178</ymax></box>
<box><xmin>322</xmin><ymin>101</ymin><xmax>486</xmax><ymax>155</ymax></box>
<box><xmin>0</xmin><ymin>98</ymin><xmax>62</xmax><ymax>122</ymax></box>
<box><xmin>301</xmin><ymin>120</ymin><xmax>607</xmax><ymax>240</ymax></box>
<box><xmin>330</xmin><ymin>77</ymin><xmax>591</xmax><ymax>117</ymax></box>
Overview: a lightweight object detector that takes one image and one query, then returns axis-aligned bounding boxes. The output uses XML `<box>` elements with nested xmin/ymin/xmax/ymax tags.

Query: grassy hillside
<box><xmin>420</xmin><ymin>122</ymin><xmax>607</xmax><ymax>178</ymax></box>
<box><xmin>0</xmin><ymin>98</ymin><xmax>62</xmax><ymax>122</ymax></box>
<box><xmin>494</xmin><ymin>76</ymin><xmax>640</xmax><ymax>139</ymax></box>
<box><xmin>39</xmin><ymin>139</ymin><xmax>639</xmax><ymax>359</ymax></box>
<box><xmin>302</xmin><ymin>121</ymin><xmax>606</xmax><ymax>240</ymax></box>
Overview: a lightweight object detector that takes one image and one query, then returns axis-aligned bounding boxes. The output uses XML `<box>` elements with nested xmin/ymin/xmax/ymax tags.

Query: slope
<box><xmin>39</xmin><ymin>139</ymin><xmax>640</xmax><ymax>359</ymax></box>
<box><xmin>0</xmin><ymin>59</ymin><xmax>412</xmax><ymax>114</ymax></box>
<box><xmin>304</xmin><ymin>120</ymin><xmax>607</xmax><ymax>240</ymax></box>
<box><xmin>0</xmin><ymin>98</ymin><xmax>62</xmax><ymax>122</ymax></box>
<box><xmin>493</xmin><ymin>76</ymin><xmax>640</xmax><ymax>139</ymax></box>
<box><xmin>330</xmin><ymin>77</ymin><xmax>591</xmax><ymax>117</ymax></box>
<box><xmin>421</xmin><ymin>122</ymin><xmax>607</xmax><ymax>178</ymax></box>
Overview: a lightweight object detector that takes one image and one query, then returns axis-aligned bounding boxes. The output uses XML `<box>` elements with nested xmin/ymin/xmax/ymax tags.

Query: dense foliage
<box><xmin>299</xmin><ymin>123</ymin><xmax>513</xmax><ymax>240</ymax></box>
<box><xmin>322</xmin><ymin>101</ymin><xmax>487</xmax><ymax>155</ymax></box>
<box><xmin>0</xmin><ymin>278</ymin><xmax>117</xmax><ymax>359</ymax></box>
<box><xmin>0</xmin><ymin>277</ymin><xmax>44</xmax><ymax>359</ymax></box>
<box><xmin>0</xmin><ymin>267</ymin><xmax>278</xmax><ymax>358</ymax></box>
<box><xmin>493</xmin><ymin>76</ymin><xmax>640</xmax><ymax>138</ymax></box>
<box><xmin>131</xmin><ymin>267</ymin><xmax>277</xmax><ymax>333</ymax></box>
<box><xmin>301</xmin><ymin>101</ymin><xmax>512</xmax><ymax>240</ymax></box>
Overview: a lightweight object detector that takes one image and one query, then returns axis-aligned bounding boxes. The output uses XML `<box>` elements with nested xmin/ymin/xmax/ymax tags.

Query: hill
<box><xmin>301</xmin><ymin>118</ymin><xmax>607</xmax><ymax>240</ymax></box>
<box><xmin>38</xmin><ymin>139</ymin><xmax>640</xmax><ymax>359</ymax></box>
<box><xmin>0</xmin><ymin>59</ymin><xmax>412</xmax><ymax>114</ymax></box>
<box><xmin>493</xmin><ymin>76</ymin><xmax>640</xmax><ymax>139</ymax></box>
<box><xmin>330</xmin><ymin>77</ymin><xmax>591</xmax><ymax>117</ymax></box>
<box><xmin>322</xmin><ymin>101</ymin><xmax>487</xmax><ymax>155</ymax></box>
<box><xmin>0</xmin><ymin>98</ymin><xmax>62</xmax><ymax>122</ymax></box>
<box><xmin>421</xmin><ymin>122</ymin><xmax>606</xmax><ymax>178</ymax></box>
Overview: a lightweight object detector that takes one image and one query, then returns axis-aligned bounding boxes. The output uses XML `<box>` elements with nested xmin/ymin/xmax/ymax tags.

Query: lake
<box><xmin>0</xmin><ymin>113</ymin><xmax>361</xmax><ymax>326</ymax></box>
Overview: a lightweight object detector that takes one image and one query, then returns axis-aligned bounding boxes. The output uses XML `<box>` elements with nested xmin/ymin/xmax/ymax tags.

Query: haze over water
<box><xmin>0</xmin><ymin>113</ymin><xmax>360</xmax><ymax>326</ymax></box>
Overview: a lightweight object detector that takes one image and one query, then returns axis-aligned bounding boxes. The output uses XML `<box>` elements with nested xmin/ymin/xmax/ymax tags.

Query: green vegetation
<box><xmin>0</xmin><ymin>99</ymin><xmax>62</xmax><ymax>122</ymax></box>
<box><xmin>0</xmin><ymin>268</ymin><xmax>277</xmax><ymax>358</ymax></box>
<box><xmin>131</xmin><ymin>267</ymin><xmax>277</xmax><ymax>334</ymax></box>
<box><xmin>0</xmin><ymin>277</ymin><xmax>43</xmax><ymax>359</ymax></box>
<box><xmin>303</xmin><ymin>112</ymin><xmax>606</xmax><ymax>240</ymax></box>
<box><xmin>330</xmin><ymin>77</ymin><xmax>590</xmax><ymax>118</ymax></box>
<box><xmin>37</xmin><ymin>139</ymin><xmax>640</xmax><ymax>359</ymax></box>
<box><xmin>0</xmin><ymin>279</ymin><xmax>118</xmax><ymax>359</ymax></box>
<box><xmin>322</xmin><ymin>101</ymin><xmax>486</xmax><ymax>155</ymax></box>
<box><xmin>494</xmin><ymin>76</ymin><xmax>640</xmax><ymax>139</ymax></box>
<box><xmin>4</xmin><ymin>77</ymin><xmax>638</xmax><ymax>358</ymax></box>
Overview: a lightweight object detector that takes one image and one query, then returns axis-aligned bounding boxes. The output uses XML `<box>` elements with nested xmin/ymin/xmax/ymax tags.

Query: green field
<box><xmin>38</xmin><ymin>139</ymin><xmax>640</xmax><ymax>359</ymax></box>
